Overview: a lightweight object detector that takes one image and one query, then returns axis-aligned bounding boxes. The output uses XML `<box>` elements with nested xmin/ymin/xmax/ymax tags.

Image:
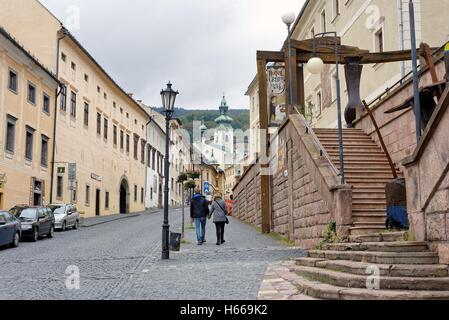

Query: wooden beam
<box><xmin>297</xmin><ymin>64</ymin><xmax>305</xmax><ymax>115</ymax></box>
<box><xmin>257</xmin><ymin>58</ymin><xmax>271</xmax><ymax>234</ymax></box>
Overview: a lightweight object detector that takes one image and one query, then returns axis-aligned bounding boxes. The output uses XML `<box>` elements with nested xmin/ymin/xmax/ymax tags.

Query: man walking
<box><xmin>190</xmin><ymin>189</ymin><xmax>209</xmax><ymax>245</ymax></box>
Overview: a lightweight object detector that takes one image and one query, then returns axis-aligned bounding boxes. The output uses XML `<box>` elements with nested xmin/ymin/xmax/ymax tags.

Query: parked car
<box><xmin>0</xmin><ymin>211</ymin><xmax>21</xmax><ymax>248</ymax></box>
<box><xmin>49</xmin><ymin>204</ymin><xmax>80</xmax><ymax>231</ymax></box>
<box><xmin>10</xmin><ymin>206</ymin><xmax>55</xmax><ymax>242</ymax></box>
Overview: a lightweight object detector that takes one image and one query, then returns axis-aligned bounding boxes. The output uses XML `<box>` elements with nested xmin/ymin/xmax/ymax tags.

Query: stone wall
<box><xmin>233</xmin><ymin>164</ymin><xmax>262</xmax><ymax>228</ymax></box>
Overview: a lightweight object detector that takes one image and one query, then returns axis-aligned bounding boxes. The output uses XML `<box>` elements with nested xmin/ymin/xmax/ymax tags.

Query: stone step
<box><xmin>293</xmin><ymin>265</ymin><xmax>449</xmax><ymax>291</ymax></box>
<box><xmin>309</xmin><ymin>250</ymin><xmax>440</xmax><ymax>264</ymax></box>
<box><xmin>323</xmin><ymin>241</ymin><xmax>428</xmax><ymax>253</ymax></box>
<box><xmin>290</xmin><ymin>273</ymin><xmax>449</xmax><ymax>300</ymax></box>
<box><xmin>349</xmin><ymin>226</ymin><xmax>388</xmax><ymax>236</ymax></box>
<box><xmin>346</xmin><ymin>167</ymin><xmax>398</xmax><ymax>172</ymax></box>
<box><xmin>353</xmin><ymin>214</ymin><xmax>386</xmax><ymax>224</ymax></box>
<box><xmin>323</xmin><ymin>145</ymin><xmax>382</xmax><ymax>150</ymax></box>
<box><xmin>295</xmin><ymin>258</ymin><xmax>449</xmax><ymax>277</ymax></box>
<box><xmin>349</xmin><ymin>231</ymin><xmax>409</xmax><ymax>243</ymax></box>
<box><xmin>353</xmin><ymin>222</ymin><xmax>387</xmax><ymax>228</ymax></box>
<box><xmin>328</xmin><ymin>150</ymin><xmax>387</xmax><ymax>156</ymax></box>
<box><xmin>347</xmin><ymin>178</ymin><xmax>393</xmax><ymax>184</ymax></box>
<box><xmin>352</xmin><ymin>193</ymin><xmax>386</xmax><ymax>200</ymax></box>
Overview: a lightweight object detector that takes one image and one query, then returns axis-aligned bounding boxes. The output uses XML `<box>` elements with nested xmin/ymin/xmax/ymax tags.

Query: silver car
<box><xmin>49</xmin><ymin>204</ymin><xmax>80</xmax><ymax>231</ymax></box>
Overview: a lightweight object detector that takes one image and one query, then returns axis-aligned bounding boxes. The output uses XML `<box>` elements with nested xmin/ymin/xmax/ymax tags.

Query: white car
<box><xmin>49</xmin><ymin>204</ymin><xmax>80</xmax><ymax>231</ymax></box>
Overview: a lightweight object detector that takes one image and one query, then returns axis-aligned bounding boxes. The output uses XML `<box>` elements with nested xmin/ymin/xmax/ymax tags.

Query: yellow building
<box><xmin>1</xmin><ymin>0</ymin><xmax>149</xmax><ymax>216</ymax></box>
<box><xmin>223</xmin><ymin>165</ymin><xmax>235</xmax><ymax>199</ymax></box>
<box><xmin>0</xmin><ymin>27</ymin><xmax>59</xmax><ymax>210</ymax></box>
<box><xmin>248</xmin><ymin>0</ymin><xmax>449</xmax><ymax>130</ymax></box>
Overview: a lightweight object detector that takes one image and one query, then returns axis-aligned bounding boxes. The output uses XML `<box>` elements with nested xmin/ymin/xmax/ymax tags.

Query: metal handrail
<box><xmin>293</xmin><ymin>106</ymin><xmax>340</xmax><ymax>178</ymax></box>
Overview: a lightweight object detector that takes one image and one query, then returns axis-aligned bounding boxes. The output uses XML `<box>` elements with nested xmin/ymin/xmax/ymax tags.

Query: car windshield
<box><xmin>49</xmin><ymin>205</ymin><xmax>65</xmax><ymax>214</ymax></box>
<box><xmin>12</xmin><ymin>208</ymin><xmax>37</xmax><ymax>221</ymax></box>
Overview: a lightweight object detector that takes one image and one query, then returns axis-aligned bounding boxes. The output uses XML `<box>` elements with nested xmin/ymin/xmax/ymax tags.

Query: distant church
<box><xmin>196</xmin><ymin>96</ymin><xmax>236</xmax><ymax>168</ymax></box>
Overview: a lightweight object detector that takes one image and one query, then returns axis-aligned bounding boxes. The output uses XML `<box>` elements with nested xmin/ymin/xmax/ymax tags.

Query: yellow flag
<box><xmin>445</xmin><ymin>42</ymin><xmax>449</xmax><ymax>52</ymax></box>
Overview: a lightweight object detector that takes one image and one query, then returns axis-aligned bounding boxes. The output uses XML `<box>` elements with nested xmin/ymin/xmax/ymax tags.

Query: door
<box><xmin>0</xmin><ymin>213</ymin><xmax>8</xmax><ymax>245</ymax></box>
<box><xmin>95</xmin><ymin>190</ymin><xmax>100</xmax><ymax>216</ymax></box>
<box><xmin>37</xmin><ymin>208</ymin><xmax>49</xmax><ymax>235</ymax></box>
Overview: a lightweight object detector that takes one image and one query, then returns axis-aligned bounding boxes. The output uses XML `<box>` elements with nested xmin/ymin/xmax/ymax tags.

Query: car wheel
<box><xmin>62</xmin><ymin>221</ymin><xmax>66</xmax><ymax>232</ymax></box>
<box><xmin>48</xmin><ymin>225</ymin><xmax>55</xmax><ymax>238</ymax></box>
<box><xmin>73</xmin><ymin>220</ymin><xmax>79</xmax><ymax>230</ymax></box>
<box><xmin>32</xmin><ymin>228</ymin><xmax>39</xmax><ymax>242</ymax></box>
<box><xmin>10</xmin><ymin>232</ymin><xmax>20</xmax><ymax>248</ymax></box>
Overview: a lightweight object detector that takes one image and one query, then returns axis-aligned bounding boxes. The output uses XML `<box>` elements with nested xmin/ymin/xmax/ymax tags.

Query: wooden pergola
<box><xmin>256</xmin><ymin>37</ymin><xmax>420</xmax><ymax>233</ymax></box>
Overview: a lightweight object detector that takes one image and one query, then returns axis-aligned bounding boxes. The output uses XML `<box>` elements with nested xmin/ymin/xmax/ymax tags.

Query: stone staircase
<box><xmin>290</xmin><ymin>232</ymin><xmax>449</xmax><ymax>300</ymax></box>
<box><xmin>314</xmin><ymin>128</ymin><xmax>401</xmax><ymax>236</ymax></box>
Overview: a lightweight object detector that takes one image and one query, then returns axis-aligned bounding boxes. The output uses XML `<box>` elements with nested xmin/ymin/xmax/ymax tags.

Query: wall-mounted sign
<box><xmin>267</xmin><ymin>66</ymin><xmax>285</xmax><ymax>95</ymax></box>
<box><xmin>91</xmin><ymin>173</ymin><xmax>102</xmax><ymax>182</ymax></box>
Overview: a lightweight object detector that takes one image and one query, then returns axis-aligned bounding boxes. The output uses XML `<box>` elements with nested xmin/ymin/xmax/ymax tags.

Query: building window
<box><xmin>105</xmin><ymin>191</ymin><xmax>110</xmax><ymax>209</ymax></box>
<box><xmin>27</xmin><ymin>82</ymin><xmax>36</xmax><ymax>105</ymax></box>
<box><xmin>85</xmin><ymin>185</ymin><xmax>90</xmax><ymax>206</ymax></box>
<box><xmin>141</xmin><ymin>140</ymin><xmax>145</xmax><ymax>164</ymax></box>
<box><xmin>316</xmin><ymin>90</ymin><xmax>322</xmax><ymax>116</ymax></box>
<box><xmin>84</xmin><ymin>103</ymin><xmax>89</xmax><ymax>126</ymax></box>
<box><xmin>152</xmin><ymin>149</ymin><xmax>156</xmax><ymax>170</ymax></box>
<box><xmin>103</xmin><ymin>118</ymin><xmax>108</xmax><ymax>141</ymax></box>
<box><xmin>70</xmin><ymin>91</ymin><xmax>77</xmax><ymax>118</ymax></box>
<box><xmin>96</xmin><ymin>113</ymin><xmax>101</xmax><ymax>135</ymax></box>
<box><xmin>60</xmin><ymin>85</ymin><xmax>67</xmax><ymax>111</ymax></box>
<box><xmin>147</xmin><ymin>146</ymin><xmax>152</xmax><ymax>167</ymax></box>
<box><xmin>141</xmin><ymin>188</ymin><xmax>144</xmax><ymax>204</ymax></box>
<box><xmin>5</xmin><ymin>115</ymin><xmax>16</xmax><ymax>154</ymax></box>
<box><xmin>61</xmin><ymin>53</ymin><xmax>66</xmax><ymax>62</ymax></box>
<box><xmin>43</xmin><ymin>93</ymin><xmax>50</xmax><ymax>114</ymax></box>
<box><xmin>375</xmin><ymin>27</ymin><xmax>384</xmax><ymax>53</ymax></box>
<box><xmin>97</xmin><ymin>86</ymin><xmax>101</xmax><ymax>93</ymax></box>
<box><xmin>150</xmin><ymin>188</ymin><xmax>153</xmax><ymax>200</ymax></box>
<box><xmin>57</xmin><ymin>176</ymin><xmax>63</xmax><ymax>199</ymax></box>
<box><xmin>171</xmin><ymin>178</ymin><xmax>174</xmax><ymax>190</ymax></box>
<box><xmin>71</xmin><ymin>62</ymin><xmax>76</xmax><ymax>71</ymax></box>
<box><xmin>104</xmin><ymin>92</ymin><xmax>107</xmax><ymax>100</ymax></box>
<box><xmin>8</xmin><ymin>69</ymin><xmax>18</xmax><ymax>93</ymax></box>
<box><xmin>84</xmin><ymin>74</ymin><xmax>89</xmax><ymax>82</ymax></box>
<box><xmin>25</xmin><ymin>126</ymin><xmax>35</xmax><ymax>161</ymax></box>
<box><xmin>120</xmin><ymin>130</ymin><xmax>124</xmax><ymax>150</ymax></box>
<box><xmin>134</xmin><ymin>185</ymin><xmax>137</xmax><ymax>202</ymax></box>
<box><xmin>41</xmin><ymin>135</ymin><xmax>49</xmax><ymax>167</ymax></box>
<box><xmin>333</xmin><ymin>0</ymin><xmax>340</xmax><ymax>19</ymax></box>
<box><xmin>133</xmin><ymin>135</ymin><xmax>139</xmax><ymax>160</ymax></box>
<box><xmin>126</xmin><ymin>134</ymin><xmax>130</xmax><ymax>153</ymax></box>
<box><xmin>321</xmin><ymin>9</ymin><xmax>326</xmax><ymax>33</ymax></box>
<box><xmin>113</xmin><ymin>101</ymin><xmax>117</xmax><ymax>109</ymax></box>
<box><xmin>113</xmin><ymin>125</ymin><xmax>118</xmax><ymax>146</ymax></box>
<box><xmin>126</xmin><ymin>112</ymin><xmax>129</xmax><ymax>119</ymax></box>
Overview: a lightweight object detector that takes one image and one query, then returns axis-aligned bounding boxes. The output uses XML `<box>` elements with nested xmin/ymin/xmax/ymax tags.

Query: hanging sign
<box><xmin>267</xmin><ymin>66</ymin><xmax>286</xmax><ymax>95</ymax></box>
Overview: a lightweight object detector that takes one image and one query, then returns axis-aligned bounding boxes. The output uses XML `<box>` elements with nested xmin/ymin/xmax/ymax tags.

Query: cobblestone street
<box><xmin>0</xmin><ymin>209</ymin><xmax>305</xmax><ymax>300</ymax></box>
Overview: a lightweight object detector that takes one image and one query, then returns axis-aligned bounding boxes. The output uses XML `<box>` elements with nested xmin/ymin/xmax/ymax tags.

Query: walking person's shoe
<box><xmin>216</xmin><ymin>242</ymin><xmax>221</xmax><ymax>246</ymax></box>
<box><xmin>197</xmin><ymin>241</ymin><xmax>203</xmax><ymax>245</ymax></box>
<box><xmin>221</xmin><ymin>240</ymin><xmax>226</xmax><ymax>244</ymax></box>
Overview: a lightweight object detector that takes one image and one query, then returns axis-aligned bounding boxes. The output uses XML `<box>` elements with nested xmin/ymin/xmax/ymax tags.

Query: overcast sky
<box><xmin>40</xmin><ymin>0</ymin><xmax>305</xmax><ymax>110</ymax></box>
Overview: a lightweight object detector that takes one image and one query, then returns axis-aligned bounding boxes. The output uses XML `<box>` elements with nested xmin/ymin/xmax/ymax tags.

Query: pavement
<box><xmin>0</xmin><ymin>208</ymin><xmax>305</xmax><ymax>300</ymax></box>
<box><xmin>80</xmin><ymin>209</ymin><xmax>159</xmax><ymax>227</ymax></box>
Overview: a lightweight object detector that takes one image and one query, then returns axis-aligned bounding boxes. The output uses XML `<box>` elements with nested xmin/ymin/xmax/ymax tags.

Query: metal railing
<box><xmin>293</xmin><ymin>106</ymin><xmax>340</xmax><ymax>179</ymax></box>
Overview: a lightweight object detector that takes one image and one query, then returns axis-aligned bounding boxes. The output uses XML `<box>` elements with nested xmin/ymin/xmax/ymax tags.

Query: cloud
<box><xmin>40</xmin><ymin>0</ymin><xmax>305</xmax><ymax>109</ymax></box>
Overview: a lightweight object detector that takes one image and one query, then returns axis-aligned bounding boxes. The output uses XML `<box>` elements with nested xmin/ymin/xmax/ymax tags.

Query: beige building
<box><xmin>248</xmin><ymin>0</ymin><xmax>449</xmax><ymax>130</ymax></box>
<box><xmin>1</xmin><ymin>0</ymin><xmax>149</xmax><ymax>217</ymax></box>
<box><xmin>223</xmin><ymin>165</ymin><xmax>235</xmax><ymax>199</ymax></box>
<box><xmin>0</xmin><ymin>27</ymin><xmax>59</xmax><ymax>210</ymax></box>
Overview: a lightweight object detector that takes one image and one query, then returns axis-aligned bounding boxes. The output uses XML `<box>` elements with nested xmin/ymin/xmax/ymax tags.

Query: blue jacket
<box><xmin>190</xmin><ymin>194</ymin><xmax>209</xmax><ymax>219</ymax></box>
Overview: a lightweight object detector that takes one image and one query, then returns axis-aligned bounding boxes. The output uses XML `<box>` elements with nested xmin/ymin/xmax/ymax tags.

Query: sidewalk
<box><xmin>80</xmin><ymin>208</ymin><xmax>161</xmax><ymax>227</ymax></box>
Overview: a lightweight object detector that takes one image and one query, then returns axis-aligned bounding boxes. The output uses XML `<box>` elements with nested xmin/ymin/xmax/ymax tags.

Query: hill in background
<box><xmin>154</xmin><ymin>107</ymin><xmax>250</xmax><ymax>140</ymax></box>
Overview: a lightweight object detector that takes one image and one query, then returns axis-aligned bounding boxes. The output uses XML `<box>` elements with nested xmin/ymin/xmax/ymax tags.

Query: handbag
<box><xmin>216</xmin><ymin>201</ymin><xmax>229</xmax><ymax>224</ymax></box>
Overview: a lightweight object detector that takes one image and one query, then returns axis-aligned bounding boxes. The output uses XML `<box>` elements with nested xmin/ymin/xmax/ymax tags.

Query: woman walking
<box><xmin>208</xmin><ymin>193</ymin><xmax>228</xmax><ymax>246</ymax></box>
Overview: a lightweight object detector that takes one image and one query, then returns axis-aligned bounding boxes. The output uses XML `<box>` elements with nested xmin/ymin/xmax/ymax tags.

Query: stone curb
<box><xmin>80</xmin><ymin>209</ymin><xmax>161</xmax><ymax>228</ymax></box>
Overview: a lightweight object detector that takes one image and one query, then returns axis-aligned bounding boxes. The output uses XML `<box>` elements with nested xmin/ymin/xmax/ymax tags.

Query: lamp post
<box><xmin>282</xmin><ymin>12</ymin><xmax>297</xmax><ymax>108</ymax></box>
<box><xmin>409</xmin><ymin>0</ymin><xmax>422</xmax><ymax>142</ymax></box>
<box><xmin>307</xmin><ymin>32</ymin><xmax>345</xmax><ymax>185</ymax></box>
<box><xmin>160</xmin><ymin>82</ymin><xmax>179</xmax><ymax>260</ymax></box>
<box><xmin>199</xmin><ymin>123</ymin><xmax>207</xmax><ymax>194</ymax></box>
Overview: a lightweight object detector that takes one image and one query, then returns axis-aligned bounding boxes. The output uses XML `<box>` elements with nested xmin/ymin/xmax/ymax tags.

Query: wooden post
<box><xmin>287</xmin><ymin>138</ymin><xmax>295</xmax><ymax>241</ymax></box>
<box><xmin>257</xmin><ymin>57</ymin><xmax>271</xmax><ymax>234</ymax></box>
<box><xmin>297</xmin><ymin>63</ymin><xmax>305</xmax><ymax>115</ymax></box>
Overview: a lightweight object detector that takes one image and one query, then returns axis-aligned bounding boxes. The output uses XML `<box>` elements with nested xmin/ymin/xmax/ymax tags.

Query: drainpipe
<box><xmin>49</xmin><ymin>29</ymin><xmax>67</xmax><ymax>204</ymax></box>
<box><xmin>397</xmin><ymin>0</ymin><xmax>406</xmax><ymax>78</ymax></box>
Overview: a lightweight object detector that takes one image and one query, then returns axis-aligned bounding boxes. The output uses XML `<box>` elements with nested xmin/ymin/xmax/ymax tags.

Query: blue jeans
<box><xmin>194</xmin><ymin>217</ymin><xmax>207</xmax><ymax>242</ymax></box>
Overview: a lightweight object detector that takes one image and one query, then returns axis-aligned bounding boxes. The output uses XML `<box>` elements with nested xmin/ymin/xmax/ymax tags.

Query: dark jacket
<box><xmin>190</xmin><ymin>194</ymin><xmax>209</xmax><ymax>219</ymax></box>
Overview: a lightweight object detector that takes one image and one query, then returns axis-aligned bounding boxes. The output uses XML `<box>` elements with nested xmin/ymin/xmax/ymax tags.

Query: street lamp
<box><xmin>306</xmin><ymin>32</ymin><xmax>345</xmax><ymax>185</ymax></box>
<box><xmin>199</xmin><ymin>123</ymin><xmax>207</xmax><ymax>194</ymax></box>
<box><xmin>282</xmin><ymin>12</ymin><xmax>297</xmax><ymax>108</ymax></box>
<box><xmin>408</xmin><ymin>0</ymin><xmax>422</xmax><ymax>142</ymax></box>
<box><xmin>160</xmin><ymin>81</ymin><xmax>179</xmax><ymax>260</ymax></box>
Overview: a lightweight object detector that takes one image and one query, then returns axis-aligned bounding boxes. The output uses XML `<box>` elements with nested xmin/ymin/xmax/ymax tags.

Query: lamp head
<box><xmin>306</xmin><ymin>57</ymin><xmax>324</xmax><ymax>74</ymax></box>
<box><xmin>160</xmin><ymin>82</ymin><xmax>179</xmax><ymax>114</ymax></box>
<box><xmin>282</xmin><ymin>12</ymin><xmax>296</xmax><ymax>26</ymax></box>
